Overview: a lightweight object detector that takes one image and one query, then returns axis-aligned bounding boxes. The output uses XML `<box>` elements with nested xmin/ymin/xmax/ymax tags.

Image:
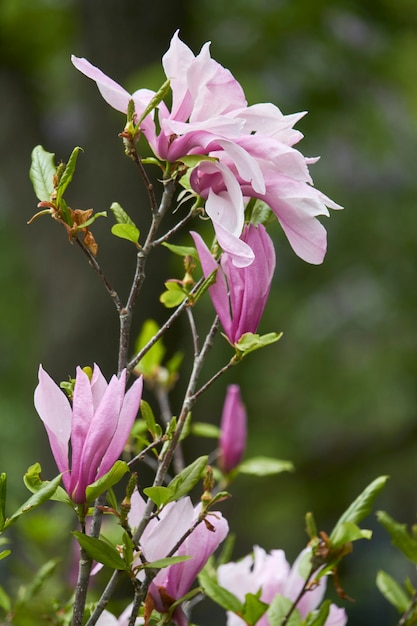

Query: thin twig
<box><xmin>398</xmin><ymin>588</ymin><xmax>417</xmax><ymax>626</ymax></box>
<box><xmin>152</xmin><ymin>207</ymin><xmax>197</xmax><ymax>246</ymax></box>
<box><xmin>75</xmin><ymin>237</ymin><xmax>122</xmax><ymax>313</ymax></box>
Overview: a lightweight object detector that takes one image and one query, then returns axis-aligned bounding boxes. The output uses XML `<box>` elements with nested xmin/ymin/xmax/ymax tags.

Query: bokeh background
<box><xmin>1</xmin><ymin>0</ymin><xmax>417</xmax><ymax>623</ymax></box>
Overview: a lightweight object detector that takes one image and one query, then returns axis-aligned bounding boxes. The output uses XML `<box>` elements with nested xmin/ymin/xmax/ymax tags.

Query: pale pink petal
<box><xmin>68</xmin><ymin>367</ymin><xmax>95</xmax><ymax>498</ymax></box>
<box><xmin>99</xmin><ymin>374</ymin><xmax>143</xmax><ymax>476</ymax></box>
<box><xmin>144</xmin><ymin>497</ymin><xmax>195</xmax><ymax>563</ymax></box>
<box><xmin>71</xmin><ymin>56</ymin><xmax>132</xmax><ymax>113</ymax></box>
<box><xmin>34</xmin><ymin>365</ymin><xmax>71</xmax><ymax>477</ymax></box>
<box><xmin>325</xmin><ymin>605</ymin><xmax>348</xmax><ymax>626</ymax></box>
<box><xmin>162</xmin><ymin>30</ymin><xmax>195</xmax><ymax>121</ymax></box>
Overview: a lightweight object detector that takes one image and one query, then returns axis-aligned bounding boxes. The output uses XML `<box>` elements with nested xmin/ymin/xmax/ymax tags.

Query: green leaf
<box><xmin>85</xmin><ymin>461</ymin><xmax>129</xmax><ymax>504</ymax></box>
<box><xmin>198</xmin><ymin>568</ymin><xmax>243</xmax><ymax>613</ymax></box>
<box><xmin>376</xmin><ymin>570</ymin><xmax>411</xmax><ymax>613</ymax></box>
<box><xmin>143</xmin><ymin>486</ymin><xmax>175</xmax><ymax>508</ymax></box>
<box><xmin>137</xmin><ymin>78</ymin><xmax>171</xmax><ymax>125</ymax></box>
<box><xmin>168</xmin><ymin>455</ymin><xmax>208</xmax><ymax>500</ymax></box>
<box><xmin>0</xmin><ymin>550</ymin><xmax>11</xmax><ymax>561</ymax></box>
<box><xmin>13</xmin><ymin>560</ymin><xmax>60</xmax><ymax>613</ymax></box>
<box><xmin>191</xmin><ymin>422</ymin><xmax>221</xmax><ymax>439</ymax></box>
<box><xmin>238</xmin><ymin>456</ymin><xmax>294</xmax><ymax>476</ymax></box>
<box><xmin>0</xmin><ymin>473</ymin><xmax>6</xmax><ymax>530</ymax></box>
<box><xmin>72</xmin><ymin>532</ymin><xmax>129</xmax><ymax>570</ymax></box>
<box><xmin>305</xmin><ymin>512</ymin><xmax>318</xmax><ymax>540</ymax></box>
<box><xmin>177</xmin><ymin>154</ymin><xmax>218</xmax><ymax>168</ymax></box>
<box><xmin>160</xmin><ymin>282</ymin><xmax>187</xmax><ymax>308</ymax></box>
<box><xmin>0</xmin><ymin>584</ymin><xmax>11</xmax><ymax>613</ymax></box>
<box><xmin>29</xmin><ymin>145</ymin><xmax>56</xmax><ymax>201</ymax></box>
<box><xmin>142</xmin><ymin>555</ymin><xmax>191</xmax><ymax>569</ymax></box>
<box><xmin>162</xmin><ymin>242</ymin><xmax>199</xmax><ymax>259</ymax></box>
<box><xmin>23</xmin><ymin>462</ymin><xmax>71</xmax><ymax>505</ymax></box>
<box><xmin>234</xmin><ymin>331</ymin><xmax>283</xmax><ymax>357</ymax></box>
<box><xmin>134</xmin><ymin>319</ymin><xmax>166</xmax><ymax>376</ymax></box>
<box><xmin>329</xmin><ymin>476</ymin><xmax>389</xmax><ymax>543</ymax></box>
<box><xmin>140</xmin><ymin>400</ymin><xmax>162</xmax><ymax>438</ymax></box>
<box><xmin>267</xmin><ymin>595</ymin><xmax>302</xmax><ymax>626</ymax></box>
<box><xmin>241</xmin><ymin>592</ymin><xmax>268</xmax><ymax>626</ymax></box>
<box><xmin>246</xmin><ymin>199</ymin><xmax>274</xmax><ymax>226</ymax></box>
<box><xmin>75</xmin><ymin>210</ymin><xmax>107</xmax><ymax>230</ymax></box>
<box><xmin>111</xmin><ymin>223</ymin><xmax>140</xmax><ymax>244</ymax></box>
<box><xmin>377</xmin><ymin>510</ymin><xmax>417</xmax><ymax>563</ymax></box>
<box><xmin>55</xmin><ymin>146</ymin><xmax>83</xmax><ymax>205</ymax></box>
<box><xmin>304</xmin><ymin>600</ymin><xmax>331</xmax><ymax>626</ymax></box>
<box><xmin>191</xmin><ymin>269</ymin><xmax>218</xmax><ymax>304</ymax></box>
<box><xmin>3</xmin><ymin>473</ymin><xmax>62</xmax><ymax>530</ymax></box>
<box><xmin>330</xmin><ymin>521</ymin><xmax>372</xmax><ymax>549</ymax></box>
<box><xmin>109</xmin><ymin>201</ymin><xmax>137</xmax><ymax>226</ymax></box>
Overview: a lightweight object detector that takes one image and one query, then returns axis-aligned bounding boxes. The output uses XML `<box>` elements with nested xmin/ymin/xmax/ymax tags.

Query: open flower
<box><xmin>191</xmin><ymin>224</ymin><xmax>275</xmax><ymax>344</ymax></box>
<box><xmin>72</xmin><ymin>31</ymin><xmax>341</xmax><ymax>267</ymax></box>
<box><xmin>219</xmin><ymin>385</ymin><xmax>247</xmax><ymax>474</ymax></box>
<box><xmin>129</xmin><ymin>492</ymin><xmax>229</xmax><ymax>626</ymax></box>
<box><xmin>218</xmin><ymin>546</ymin><xmax>347</xmax><ymax>626</ymax></box>
<box><xmin>34</xmin><ymin>365</ymin><xmax>143</xmax><ymax>504</ymax></box>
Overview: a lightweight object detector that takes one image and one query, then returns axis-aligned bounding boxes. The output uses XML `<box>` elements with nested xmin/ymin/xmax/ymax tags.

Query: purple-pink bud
<box><xmin>191</xmin><ymin>223</ymin><xmax>276</xmax><ymax>344</ymax></box>
<box><xmin>219</xmin><ymin>385</ymin><xmax>247</xmax><ymax>473</ymax></box>
<box><xmin>34</xmin><ymin>364</ymin><xmax>143</xmax><ymax>504</ymax></box>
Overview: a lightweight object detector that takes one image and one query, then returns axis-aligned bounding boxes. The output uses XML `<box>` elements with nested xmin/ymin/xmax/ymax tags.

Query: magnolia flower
<box><xmin>72</xmin><ymin>31</ymin><xmax>341</xmax><ymax>267</ymax></box>
<box><xmin>217</xmin><ymin>546</ymin><xmax>347</xmax><ymax>626</ymax></box>
<box><xmin>191</xmin><ymin>224</ymin><xmax>275</xmax><ymax>344</ymax></box>
<box><xmin>219</xmin><ymin>385</ymin><xmax>247</xmax><ymax>474</ymax></box>
<box><xmin>34</xmin><ymin>365</ymin><xmax>143</xmax><ymax>504</ymax></box>
<box><xmin>129</xmin><ymin>491</ymin><xmax>229</xmax><ymax>626</ymax></box>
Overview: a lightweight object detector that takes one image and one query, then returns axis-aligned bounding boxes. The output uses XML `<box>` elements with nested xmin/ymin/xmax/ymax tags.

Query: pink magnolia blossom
<box><xmin>219</xmin><ymin>385</ymin><xmax>247</xmax><ymax>474</ymax></box>
<box><xmin>129</xmin><ymin>492</ymin><xmax>229</xmax><ymax>626</ymax></box>
<box><xmin>34</xmin><ymin>365</ymin><xmax>143</xmax><ymax>504</ymax></box>
<box><xmin>72</xmin><ymin>31</ymin><xmax>341</xmax><ymax>267</ymax></box>
<box><xmin>191</xmin><ymin>224</ymin><xmax>275</xmax><ymax>344</ymax></box>
<box><xmin>217</xmin><ymin>546</ymin><xmax>347</xmax><ymax>626</ymax></box>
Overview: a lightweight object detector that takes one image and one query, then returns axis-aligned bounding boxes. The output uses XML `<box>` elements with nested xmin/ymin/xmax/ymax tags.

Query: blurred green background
<box><xmin>1</xmin><ymin>0</ymin><xmax>417</xmax><ymax>623</ymax></box>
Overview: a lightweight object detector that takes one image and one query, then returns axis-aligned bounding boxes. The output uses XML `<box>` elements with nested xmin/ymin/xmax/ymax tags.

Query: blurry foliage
<box><xmin>0</xmin><ymin>0</ymin><xmax>416</xmax><ymax>624</ymax></box>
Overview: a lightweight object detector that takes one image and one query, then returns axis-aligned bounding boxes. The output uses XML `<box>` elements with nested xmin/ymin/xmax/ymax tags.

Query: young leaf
<box><xmin>198</xmin><ymin>567</ymin><xmax>243</xmax><ymax>613</ymax></box>
<box><xmin>330</xmin><ymin>521</ymin><xmax>372</xmax><ymax>549</ymax></box>
<box><xmin>191</xmin><ymin>422</ymin><xmax>221</xmax><ymax>439</ymax></box>
<box><xmin>143</xmin><ymin>486</ymin><xmax>175</xmax><ymax>508</ymax></box>
<box><xmin>0</xmin><ymin>473</ymin><xmax>6</xmax><ymax>530</ymax></box>
<box><xmin>13</xmin><ymin>559</ymin><xmax>60</xmax><ymax>611</ymax></box>
<box><xmin>241</xmin><ymin>592</ymin><xmax>268</xmax><ymax>626</ymax></box>
<box><xmin>376</xmin><ymin>570</ymin><xmax>411</xmax><ymax>613</ymax></box>
<box><xmin>376</xmin><ymin>510</ymin><xmax>417</xmax><ymax>563</ymax></box>
<box><xmin>111</xmin><ymin>223</ymin><xmax>140</xmax><ymax>245</ymax></box>
<box><xmin>134</xmin><ymin>319</ymin><xmax>166</xmax><ymax>376</ymax></box>
<box><xmin>72</xmin><ymin>532</ymin><xmax>129</xmax><ymax>570</ymax></box>
<box><xmin>238</xmin><ymin>457</ymin><xmax>294</xmax><ymax>477</ymax></box>
<box><xmin>110</xmin><ymin>201</ymin><xmax>137</xmax><ymax>226</ymax></box>
<box><xmin>162</xmin><ymin>242</ymin><xmax>199</xmax><ymax>260</ymax></box>
<box><xmin>329</xmin><ymin>475</ymin><xmax>389</xmax><ymax>543</ymax></box>
<box><xmin>234</xmin><ymin>332</ymin><xmax>283</xmax><ymax>357</ymax></box>
<box><xmin>267</xmin><ymin>594</ymin><xmax>302</xmax><ymax>626</ymax></box>
<box><xmin>0</xmin><ymin>550</ymin><xmax>11</xmax><ymax>561</ymax></box>
<box><xmin>168</xmin><ymin>455</ymin><xmax>208</xmax><ymax>500</ymax></box>
<box><xmin>30</xmin><ymin>145</ymin><xmax>56</xmax><ymax>201</ymax></box>
<box><xmin>141</xmin><ymin>555</ymin><xmax>191</xmax><ymax>570</ymax></box>
<box><xmin>3</xmin><ymin>473</ymin><xmax>62</xmax><ymax>530</ymax></box>
<box><xmin>137</xmin><ymin>78</ymin><xmax>171</xmax><ymax>125</ymax></box>
<box><xmin>140</xmin><ymin>400</ymin><xmax>162</xmax><ymax>438</ymax></box>
<box><xmin>160</xmin><ymin>282</ymin><xmax>187</xmax><ymax>308</ymax></box>
<box><xmin>303</xmin><ymin>599</ymin><xmax>331</xmax><ymax>626</ymax></box>
<box><xmin>0</xmin><ymin>584</ymin><xmax>11</xmax><ymax>613</ymax></box>
<box><xmin>23</xmin><ymin>462</ymin><xmax>71</xmax><ymax>506</ymax></box>
<box><xmin>85</xmin><ymin>461</ymin><xmax>129</xmax><ymax>504</ymax></box>
<box><xmin>55</xmin><ymin>146</ymin><xmax>83</xmax><ymax>205</ymax></box>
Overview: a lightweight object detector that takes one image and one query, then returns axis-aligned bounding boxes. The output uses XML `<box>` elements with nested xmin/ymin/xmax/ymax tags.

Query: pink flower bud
<box><xmin>219</xmin><ymin>385</ymin><xmax>247</xmax><ymax>473</ymax></box>
<box><xmin>191</xmin><ymin>223</ymin><xmax>275</xmax><ymax>344</ymax></box>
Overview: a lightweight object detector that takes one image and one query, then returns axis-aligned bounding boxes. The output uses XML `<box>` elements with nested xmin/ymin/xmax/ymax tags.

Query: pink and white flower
<box><xmin>218</xmin><ymin>546</ymin><xmax>347</xmax><ymax>626</ymax></box>
<box><xmin>72</xmin><ymin>31</ymin><xmax>341</xmax><ymax>267</ymax></box>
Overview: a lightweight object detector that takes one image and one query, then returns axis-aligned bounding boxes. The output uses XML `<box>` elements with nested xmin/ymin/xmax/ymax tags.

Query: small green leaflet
<box><xmin>377</xmin><ymin>510</ymin><xmax>417</xmax><ymax>563</ymax></box>
<box><xmin>55</xmin><ymin>146</ymin><xmax>83</xmax><ymax>206</ymax></box>
<box><xmin>72</xmin><ymin>532</ymin><xmax>129</xmax><ymax>570</ymax></box>
<box><xmin>30</xmin><ymin>145</ymin><xmax>56</xmax><ymax>201</ymax></box>
<box><xmin>376</xmin><ymin>570</ymin><xmax>411</xmax><ymax>613</ymax></box>
<box><xmin>238</xmin><ymin>456</ymin><xmax>294</xmax><ymax>477</ymax></box>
